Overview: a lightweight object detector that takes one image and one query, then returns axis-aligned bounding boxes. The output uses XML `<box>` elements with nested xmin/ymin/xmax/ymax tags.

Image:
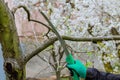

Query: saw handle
<box><xmin>66</xmin><ymin>54</ymin><xmax>80</xmax><ymax>80</ymax></box>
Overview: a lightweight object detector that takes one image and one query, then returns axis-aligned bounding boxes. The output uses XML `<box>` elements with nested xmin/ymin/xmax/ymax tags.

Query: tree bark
<box><xmin>56</xmin><ymin>71</ymin><xmax>61</xmax><ymax>80</ymax></box>
<box><xmin>0</xmin><ymin>0</ymin><xmax>25</xmax><ymax>80</ymax></box>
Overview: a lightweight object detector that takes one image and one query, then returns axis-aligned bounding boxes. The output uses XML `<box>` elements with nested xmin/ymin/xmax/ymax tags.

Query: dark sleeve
<box><xmin>85</xmin><ymin>68</ymin><xmax>120</xmax><ymax>80</ymax></box>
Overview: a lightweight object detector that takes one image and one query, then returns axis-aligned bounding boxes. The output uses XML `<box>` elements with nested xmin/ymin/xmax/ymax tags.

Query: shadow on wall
<box><xmin>0</xmin><ymin>44</ymin><xmax>6</xmax><ymax>80</ymax></box>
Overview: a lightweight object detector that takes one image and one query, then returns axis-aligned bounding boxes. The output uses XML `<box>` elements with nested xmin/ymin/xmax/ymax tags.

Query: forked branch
<box><xmin>12</xmin><ymin>5</ymin><xmax>52</xmax><ymax>34</ymax></box>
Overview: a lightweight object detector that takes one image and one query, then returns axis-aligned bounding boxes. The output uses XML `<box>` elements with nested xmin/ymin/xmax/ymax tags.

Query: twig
<box><xmin>12</xmin><ymin>5</ymin><xmax>52</xmax><ymax>37</ymax></box>
<box><xmin>37</xmin><ymin>54</ymin><xmax>47</xmax><ymax>62</ymax></box>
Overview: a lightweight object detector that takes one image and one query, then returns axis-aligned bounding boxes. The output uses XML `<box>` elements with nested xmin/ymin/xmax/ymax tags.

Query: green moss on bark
<box><xmin>0</xmin><ymin>0</ymin><xmax>26</xmax><ymax>80</ymax></box>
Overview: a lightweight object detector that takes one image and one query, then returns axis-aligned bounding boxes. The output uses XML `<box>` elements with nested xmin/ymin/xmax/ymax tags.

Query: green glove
<box><xmin>66</xmin><ymin>60</ymin><xmax>87</xmax><ymax>78</ymax></box>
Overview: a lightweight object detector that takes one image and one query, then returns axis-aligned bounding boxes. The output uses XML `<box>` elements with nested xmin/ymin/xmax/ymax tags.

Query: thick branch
<box><xmin>0</xmin><ymin>0</ymin><xmax>22</xmax><ymax>59</ymax></box>
<box><xmin>24</xmin><ymin>37</ymin><xmax>57</xmax><ymax>63</ymax></box>
<box><xmin>0</xmin><ymin>1</ymin><xmax>25</xmax><ymax>80</ymax></box>
<box><xmin>24</xmin><ymin>35</ymin><xmax>120</xmax><ymax>63</ymax></box>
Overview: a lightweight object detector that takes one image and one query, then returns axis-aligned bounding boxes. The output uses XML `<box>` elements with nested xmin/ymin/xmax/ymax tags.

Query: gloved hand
<box><xmin>66</xmin><ymin>59</ymin><xmax>87</xmax><ymax>79</ymax></box>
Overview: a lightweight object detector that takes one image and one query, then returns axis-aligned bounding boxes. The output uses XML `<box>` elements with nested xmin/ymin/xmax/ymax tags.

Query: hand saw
<box><xmin>40</xmin><ymin>11</ymin><xmax>79</xmax><ymax>80</ymax></box>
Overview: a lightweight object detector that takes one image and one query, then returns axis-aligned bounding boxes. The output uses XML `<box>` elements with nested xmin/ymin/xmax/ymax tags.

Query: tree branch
<box><xmin>24</xmin><ymin>35</ymin><xmax>120</xmax><ymax>63</ymax></box>
<box><xmin>24</xmin><ymin>37</ymin><xmax>57</xmax><ymax>64</ymax></box>
<box><xmin>12</xmin><ymin>5</ymin><xmax>52</xmax><ymax>32</ymax></box>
